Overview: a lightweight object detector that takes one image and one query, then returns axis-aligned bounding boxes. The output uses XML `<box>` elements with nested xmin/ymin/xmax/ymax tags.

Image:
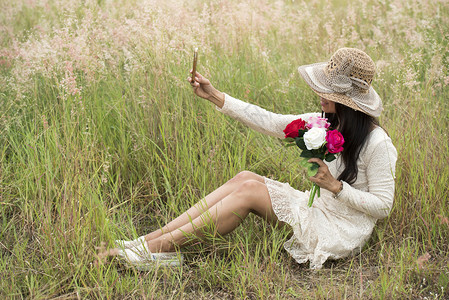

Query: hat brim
<box><xmin>298</xmin><ymin>63</ymin><xmax>383</xmax><ymax>117</ymax></box>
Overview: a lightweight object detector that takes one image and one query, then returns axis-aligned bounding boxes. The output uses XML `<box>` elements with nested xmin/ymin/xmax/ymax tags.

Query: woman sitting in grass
<box><xmin>115</xmin><ymin>48</ymin><xmax>397</xmax><ymax>270</ymax></box>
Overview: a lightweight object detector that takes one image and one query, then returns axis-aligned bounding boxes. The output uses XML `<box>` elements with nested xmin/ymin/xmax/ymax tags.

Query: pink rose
<box><xmin>306</xmin><ymin>116</ymin><xmax>330</xmax><ymax>129</ymax></box>
<box><xmin>326</xmin><ymin>130</ymin><xmax>344</xmax><ymax>153</ymax></box>
<box><xmin>283</xmin><ymin>119</ymin><xmax>306</xmax><ymax>138</ymax></box>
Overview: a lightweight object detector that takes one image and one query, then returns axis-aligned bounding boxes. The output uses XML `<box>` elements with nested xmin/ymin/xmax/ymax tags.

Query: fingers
<box><xmin>194</xmin><ymin>71</ymin><xmax>202</xmax><ymax>80</ymax></box>
<box><xmin>187</xmin><ymin>76</ymin><xmax>199</xmax><ymax>87</ymax></box>
<box><xmin>189</xmin><ymin>69</ymin><xmax>202</xmax><ymax>77</ymax></box>
<box><xmin>308</xmin><ymin>159</ymin><xmax>331</xmax><ymax>183</ymax></box>
<box><xmin>309</xmin><ymin>176</ymin><xmax>319</xmax><ymax>184</ymax></box>
<box><xmin>308</xmin><ymin>158</ymin><xmax>327</xmax><ymax>180</ymax></box>
<box><xmin>189</xmin><ymin>70</ymin><xmax>207</xmax><ymax>81</ymax></box>
<box><xmin>308</xmin><ymin>158</ymin><xmax>325</xmax><ymax>167</ymax></box>
<box><xmin>306</xmin><ymin>159</ymin><xmax>339</xmax><ymax>192</ymax></box>
<box><xmin>308</xmin><ymin>170</ymin><xmax>324</xmax><ymax>185</ymax></box>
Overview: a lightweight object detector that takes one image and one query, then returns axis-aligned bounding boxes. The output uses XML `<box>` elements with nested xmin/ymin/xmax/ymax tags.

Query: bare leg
<box><xmin>144</xmin><ymin>171</ymin><xmax>265</xmax><ymax>241</ymax></box>
<box><xmin>146</xmin><ymin>179</ymin><xmax>279</xmax><ymax>253</ymax></box>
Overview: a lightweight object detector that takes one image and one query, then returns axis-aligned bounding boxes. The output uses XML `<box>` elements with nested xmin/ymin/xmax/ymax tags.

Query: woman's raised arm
<box><xmin>188</xmin><ymin>72</ymin><xmax>318</xmax><ymax>138</ymax></box>
<box><xmin>216</xmin><ymin>94</ymin><xmax>319</xmax><ymax>138</ymax></box>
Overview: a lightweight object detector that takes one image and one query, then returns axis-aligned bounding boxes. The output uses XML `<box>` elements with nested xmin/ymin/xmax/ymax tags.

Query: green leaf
<box><xmin>283</xmin><ymin>137</ymin><xmax>295</xmax><ymax>143</ymax></box>
<box><xmin>299</xmin><ymin>158</ymin><xmax>309</xmax><ymax>167</ymax></box>
<box><xmin>298</xmin><ymin>129</ymin><xmax>306</xmax><ymax>138</ymax></box>
<box><xmin>325</xmin><ymin>153</ymin><xmax>336</xmax><ymax>162</ymax></box>
<box><xmin>311</xmin><ymin>148</ymin><xmax>326</xmax><ymax>157</ymax></box>
<box><xmin>295</xmin><ymin>138</ymin><xmax>306</xmax><ymax>150</ymax></box>
<box><xmin>300</xmin><ymin>151</ymin><xmax>313</xmax><ymax>159</ymax></box>
<box><xmin>307</xmin><ymin>162</ymin><xmax>319</xmax><ymax>177</ymax></box>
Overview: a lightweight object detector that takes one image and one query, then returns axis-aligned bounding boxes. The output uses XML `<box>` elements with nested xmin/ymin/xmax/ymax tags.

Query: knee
<box><xmin>230</xmin><ymin>171</ymin><xmax>259</xmax><ymax>184</ymax></box>
<box><xmin>234</xmin><ymin>179</ymin><xmax>266</xmax><ymax>200</ymax></box>
<box><xmin>232</xmin><ymin>180</ymin><xmax>271</xmax><ymax>214</ymax></box>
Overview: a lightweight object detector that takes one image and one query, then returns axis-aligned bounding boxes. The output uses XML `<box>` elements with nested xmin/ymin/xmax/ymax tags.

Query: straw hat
<box><xmin>298</xmin><ymin>48</ymin><xmax>383</xmax><ymax>117</ymax></box>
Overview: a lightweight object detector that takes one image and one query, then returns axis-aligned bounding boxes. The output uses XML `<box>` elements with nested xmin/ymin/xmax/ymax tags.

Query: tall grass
<box><xmin>1</xmin><ymin>0</ymin><xmax>448</xmax><ymax>298</ymax></box>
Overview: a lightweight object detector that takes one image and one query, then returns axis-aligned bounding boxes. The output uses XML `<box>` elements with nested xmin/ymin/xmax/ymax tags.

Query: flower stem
<box><xmin>308</xmin><ymin>183</ymin><xmax>319</xmax><ymax>207</ymax></box>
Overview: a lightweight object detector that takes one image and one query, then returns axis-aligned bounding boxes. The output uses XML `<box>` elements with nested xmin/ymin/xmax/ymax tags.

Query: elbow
<box><xmin>371</xmin><ymin>199</ymin><xmax>394</xmax><ymax>219</ymax></box>
<box><xmin>373</xmin><ymin>208</ymin><xmax>391</xmax><ymax>219</ymax></box>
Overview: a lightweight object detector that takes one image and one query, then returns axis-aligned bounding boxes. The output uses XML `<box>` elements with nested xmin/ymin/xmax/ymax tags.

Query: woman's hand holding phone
<box><xmin>188</xmin><ymin>48</ymin><xmax>225</xmax><ymax>108</ymax></box>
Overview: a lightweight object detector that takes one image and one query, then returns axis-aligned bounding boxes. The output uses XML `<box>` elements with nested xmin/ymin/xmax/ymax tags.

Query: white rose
<box><xmin>303</xmin><ymin>127</ymin><xmax>326</xmax><ymax>150</ymax></box>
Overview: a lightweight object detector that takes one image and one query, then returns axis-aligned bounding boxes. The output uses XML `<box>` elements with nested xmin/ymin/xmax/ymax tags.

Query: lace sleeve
<box><xmin>336</xmin><ymin>137</ymin><xmax>398</xmax><ymax>219</ymax></box>
<box><xmin>216</xmin><ymin>94</ymin><xmax>319</xmax><ymax>138</ymax></box>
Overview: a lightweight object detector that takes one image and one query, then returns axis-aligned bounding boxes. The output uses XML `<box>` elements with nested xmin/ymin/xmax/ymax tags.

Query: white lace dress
<box><xmin>216</xmin><ymin>94</ymin><xmax>398</xmax><ymax>269</ymax></box>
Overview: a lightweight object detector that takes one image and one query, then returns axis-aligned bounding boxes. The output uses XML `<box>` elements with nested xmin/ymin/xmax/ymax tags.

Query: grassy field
<box><xmin>1</xmin><ymin>0</ymin><xmax>448</xmax><ymax>298</ymax></box>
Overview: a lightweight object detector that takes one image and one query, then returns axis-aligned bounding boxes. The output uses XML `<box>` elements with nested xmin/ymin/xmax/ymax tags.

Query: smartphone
<box><xmin>192</xmin><ymin>47</ymin><xmax>198</xmax><ymax>82</ymax></box>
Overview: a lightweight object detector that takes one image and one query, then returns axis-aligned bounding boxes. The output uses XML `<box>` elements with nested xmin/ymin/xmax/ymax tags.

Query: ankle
<box><xmin>145</xmin><ymin>227</ymin><xmax>169</xmax><ymax>241</ymax></box>
<box><xmin>147</xmin><ymin>235</ymin><xmax>175</xmax><ymax>253</ymax></box>
<box><xmin>144</xmin><ymin>232</ymin><xmax>159</xmax><ymax>241</ymax></box>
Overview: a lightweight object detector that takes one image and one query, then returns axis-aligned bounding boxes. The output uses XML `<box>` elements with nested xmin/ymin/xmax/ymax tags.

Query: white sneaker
<box><xmin>115</xmin><ymin>236</ymin><xmax>146</xmax><ymax>249</ymax></box>
<box><xmin>117</xmin><ymin>242</ymin><xmax>183</xmax><ymax>271</ymax></box>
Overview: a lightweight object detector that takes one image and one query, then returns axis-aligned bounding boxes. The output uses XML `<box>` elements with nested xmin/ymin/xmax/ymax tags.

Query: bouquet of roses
<box><xmin>283</xmin><ymin>116</ymin><xmax>344</xmax><ymax>207</ymax></box>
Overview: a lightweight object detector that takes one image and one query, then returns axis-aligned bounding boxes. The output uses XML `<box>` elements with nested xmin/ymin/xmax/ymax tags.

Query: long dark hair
<box><xmin>324</xmin><ymin>103</ymin><xmax>379</xmax><ymax>184</ymax></box>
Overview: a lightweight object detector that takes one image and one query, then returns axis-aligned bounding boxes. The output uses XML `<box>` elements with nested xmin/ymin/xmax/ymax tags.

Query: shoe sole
<box><xmin>117</xmin><ymin>251</ymin><xmax>184</xmax><ymax>271</ymax></box>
